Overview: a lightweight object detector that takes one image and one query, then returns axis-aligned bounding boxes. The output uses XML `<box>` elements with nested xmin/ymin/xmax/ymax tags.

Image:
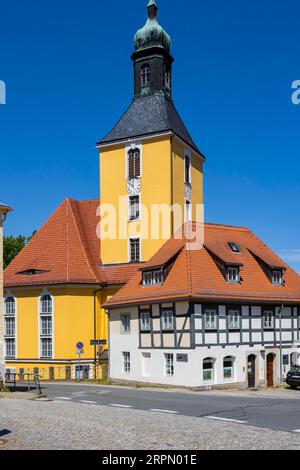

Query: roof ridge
<box><xmin>204</xmin><ymin>223</ymin><xmax>250</xmax><ymax>232</ymax></box>
<box><xmin>186</xmin><ymin>248</ymin><xmax>193</xmax><ymax>297</ymax></box>
<box><xmin>67</xmin><ymin>200</ymin><xmax>99</xmax><ymax>282</ymax></box>
<box><xmin>66</xmin><ymin>200</ymin><xmax>70</xmax><ymax>281</ymax></box>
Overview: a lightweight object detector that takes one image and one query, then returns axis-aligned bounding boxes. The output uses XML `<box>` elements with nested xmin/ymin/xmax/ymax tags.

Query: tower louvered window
<box><xmin>129</xmin><ymin>238</ymin><xmax>140</xmax><ymax>263</ymax></box>
<box><xmin>128</xmin><ymin>148</ymin><xmax>141</xmax><ymax>178</ymax></box>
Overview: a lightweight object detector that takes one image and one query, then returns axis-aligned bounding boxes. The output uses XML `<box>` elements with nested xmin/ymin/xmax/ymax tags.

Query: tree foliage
<box><xmin>3</xmin><ymin>231</ymin><xmax>36</xmax><ymax>269</ymax></box>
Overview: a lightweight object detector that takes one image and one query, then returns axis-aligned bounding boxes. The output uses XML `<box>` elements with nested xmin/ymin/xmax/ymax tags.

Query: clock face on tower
<box><xmin>127</xmin><ymin>178</ymin><xmax>141</xmax><ymax>196</ymax></box>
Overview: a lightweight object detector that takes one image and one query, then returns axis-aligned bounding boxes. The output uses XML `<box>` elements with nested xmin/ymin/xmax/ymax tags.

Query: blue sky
<box><xmin>1</xmin><ymin>0</ymin><xmax>300</xmax><ymax>273</ymax></box>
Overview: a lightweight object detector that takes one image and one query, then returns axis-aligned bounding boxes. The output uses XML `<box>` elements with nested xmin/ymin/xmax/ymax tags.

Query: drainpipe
<box><xmin>93</xmin><ymin>286</ymin><xmax>105</xmax><ymax>380</ymax></box>
<box><xmin>279</xmin><ymin>304</ymin><xmax>284</xmax><ymax>385</ymax></box>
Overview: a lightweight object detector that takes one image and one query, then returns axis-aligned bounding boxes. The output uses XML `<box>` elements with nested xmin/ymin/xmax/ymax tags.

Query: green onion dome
<box><xmin>134</xmin><ymin>0</ymin><xmax>171</xmax><ymax>52</ymax></box>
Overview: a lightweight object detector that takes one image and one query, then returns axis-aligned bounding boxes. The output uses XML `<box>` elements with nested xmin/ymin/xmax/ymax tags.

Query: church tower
<box><xmin>97</xmin><ymin>0</ymin><xmax>205</xmax><ymax>265</ymax></box>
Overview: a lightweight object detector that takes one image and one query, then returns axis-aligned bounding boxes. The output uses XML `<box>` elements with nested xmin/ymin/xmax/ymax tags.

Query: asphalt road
<box><xmin>41</xmin><ymin>382</ymin><xmax>300</xmax><ymax>434</ymax></box>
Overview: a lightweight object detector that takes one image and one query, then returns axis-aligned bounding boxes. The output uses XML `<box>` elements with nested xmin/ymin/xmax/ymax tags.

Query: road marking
<box><xmin>150</xmin><ymin>409</ymin><xmax>178</xmax><ymax>414</ymax></box>
<box><xmin>97</xmin><ymin>390</ymin><xmax>112</xmax><ymax>395</ymax></box>
<box><xmin>71</xmin><ymin>391</ymin><xmax>87</xmax><ymax>397</ymax></box>
<box><xmin>80</xmin><ymin>400</ymin><xmax>98</xmax><ymax>404</ymax></box>
<box><xmin>55</xmin><ymin>397</ymin><xmax>72</xmax><ymax>401</ymax></box>
<box><xmin>205</xmin><ymin>416</ymin><xmax>247</xmax><ymax>424</ymax></box>
<box><xmin>293</xmin><ymin>429</ymin><xmax>300</xmax><ymax>433</ymax></box>
<box><xmin>109</xmin><ymin>404</ymin><xmax>133</xmax><ymax>408</ymax></box>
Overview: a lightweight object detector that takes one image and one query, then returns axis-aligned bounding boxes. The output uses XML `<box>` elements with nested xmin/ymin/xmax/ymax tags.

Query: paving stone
<box><xmin>0</xmin><ymin>398</ymin><xmax>300</xmax><ymax>450</ymax></box>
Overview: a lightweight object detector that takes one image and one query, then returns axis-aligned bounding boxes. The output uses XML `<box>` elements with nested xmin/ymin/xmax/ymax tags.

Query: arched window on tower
<box><xmin>141</xmin><ymin>64</ymin><xmax>150</xmax><ymax>87</ymax></box>
<box><xmin>128</xmin><ymin>148</ymin><xmax>141</xmax><ymax>179</ymax></box>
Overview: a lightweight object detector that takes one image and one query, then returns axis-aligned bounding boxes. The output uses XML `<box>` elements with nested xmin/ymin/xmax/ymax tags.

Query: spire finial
<box><xmin>147</xmin><ymin>0</ymin><xmax>158</xmax><ymax>20</ymax></box>
<box><xmin>147</xmin><ymin>0</ymin><xmax>157</xmax><ymax>7</ymax></box>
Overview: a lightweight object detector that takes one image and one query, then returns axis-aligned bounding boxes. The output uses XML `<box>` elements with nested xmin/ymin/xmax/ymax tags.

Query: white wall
<box><xmin>109</xmin><ymin>302</ymin><xmax>300</xmax><ymax>388</ymax></box>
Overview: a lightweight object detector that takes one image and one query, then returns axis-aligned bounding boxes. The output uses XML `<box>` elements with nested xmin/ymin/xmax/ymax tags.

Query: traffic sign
<box><xmin>90</xmin><ymin>339</ymin><xmax>107</xmax><ymax>346</ymax></box>
<box><xmin>76</xmin><ymin>342</ymin><xmax>84</xmax><ymax>350</ymax></box>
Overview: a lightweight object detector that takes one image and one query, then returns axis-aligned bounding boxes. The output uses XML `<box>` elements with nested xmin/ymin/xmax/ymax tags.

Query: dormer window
<box><xmin>17</xmin><ymin>269</ymin><xmax>49</xmax><ymax>276</ymax></box>
<box><xmin>227</xmin><ymin>266</ymin><xmax>240</xmax><ymax>283</ymax></box>
<box><xmin>228</xmin><ymin>242</ymin><xmax>240</xmax><ymax>254</ymax></box>
<box><xmin>141</xmin><ymin>64</ymin><xmax>150</xmax><ymax>86</ymax></box>
<box><xmin>143</xmin><ymin>270</ymin><xmax>164</xmax><ymax>287</ymax></box>
<box><xmin>272</xmin><ymin>270</ymin><xmax>283</xmax><ymax>285</ymax></box>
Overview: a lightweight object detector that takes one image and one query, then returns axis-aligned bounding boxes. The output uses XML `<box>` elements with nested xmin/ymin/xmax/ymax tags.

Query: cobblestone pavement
<box><xmin>1</xmin><ymin>398</ymin><xmax>300</xmax><ymax>450</ymax></box>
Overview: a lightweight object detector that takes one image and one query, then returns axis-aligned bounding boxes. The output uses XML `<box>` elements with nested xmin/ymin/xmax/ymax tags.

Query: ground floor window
<box><xmin>123</xmin><ymin>352</ymin><xmax>131</xmax><ymax>374</ymax></box>
<box><xmin>223</xmin><ymin>356</ymin><xmax>235</xmax><ymax>380</ymax></box>
<box><xmin>41</xmin><ymin>338</ymin><xmax>52</xmax><ymax>358</ymax></box>
<box><xmin>165</xmin><ymin>353</ymin><xmax>174</xmax><ymax>377</ymax></box>
<box><xmin>203</xmin><ymin>357</ymin><xmax>215</xmax><ymax>382</ymax></box>
<box><xmin>5</xmin><ymin>338</ymin><xmax>15</xmax><ymax>358</ymax></box>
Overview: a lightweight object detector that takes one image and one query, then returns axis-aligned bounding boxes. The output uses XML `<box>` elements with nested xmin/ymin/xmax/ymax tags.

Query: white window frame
<box><xmin>128</xmin><ymin>194</ymin><xmax>141</xmax><ymax>221</ymax></box>
<box><xmin>121</xmin><ymin>314</ymin><xmax>131</xmax><ymax>334</ymax></box>
<box><xmin>228</xmin><ymin>309</ymin><xmax>240</xmax><ymax>330</ymax></box>
<box><xmin>203</xmin><ymin>357</ymin><xmax>215</xmax><ymax>383</ymax></box>
<box><xmin>227</xmin><ymin>266</ymin><xmax>240</xmax><ymax>283</ymax></box>
<box><xmin>128</xmin><ymin>237</ymin><xmax>141</xmax><ymax>263</ymax></box>
<box><xmin>141</xmin><ymin>64</ymin><xmax>150</xmax><ymax>86</ymax></box>
<box><xmin>204</xmin><ymin>310</ymin><xmax>217</xmax><ymax>330</ymax></box>
<box><xmin>38</xmin><ymin>292</ymin><xmax>54</xmax><ymax>359</ymax></box>
<box><xmin>4</xmin><ymin>295</ymin><xmax>17</xmax><ymax>359</ymax></box>
<box><xmin>185</xmin><ymin>200</ymin><xmax>192</xmax><ymax>222</ymax></box>
<box><xmin>223</xmin><ymin>356</ymin><xmax>235</xmax><ymax>381</ymax></box>
<box><xmin>142</xmin><ymin>270</ymin><xmax>164</xmax><ymax>286</ymax></box>
<box><xmin>264</xmin><ymin>310</ymin><xmax>274</xmax><ymax>329</ymax></box>
<box><xmin>140</xmin><ymin>312</ymin><xmax>151</xmax><ymax>331</ymax></box>
<box><xmin>184</xmin><ymin>150</ymin><xmax>192</xmax><ymax>186</ymax></box>
<box><xmin>165</xmin><ymin>353</ymin><xmax>174</xmax><ymax>377</ymax></box>
<box><xmin>122</xmin><ymin>352</ymin><xmax>131</xmax><ymax>374</ymax></box>
<box><xmin>125</xmin><ymin>142</ymin><xmax>142</xmax><ymax>179</ymax></box>
<box><xmin>272</xmin><ymin>270</ymin><xmax>283</xmax><ymax>285</ymax></box>
<box><xmin>161</xmin><ymin>310</ymin><xmax>174</xmax><ymax>331</ymax></box>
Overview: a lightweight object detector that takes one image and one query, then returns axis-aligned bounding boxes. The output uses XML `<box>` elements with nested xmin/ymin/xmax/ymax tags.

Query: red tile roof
<box><xmin>104</xmin><ymin>223</ymin><xmax>300</xmax><ymax>308</ymax></box>
<box><xmin>4</xmin><ymin>199</ymin><xmax>139</xmax><ymax>288</ymax></box>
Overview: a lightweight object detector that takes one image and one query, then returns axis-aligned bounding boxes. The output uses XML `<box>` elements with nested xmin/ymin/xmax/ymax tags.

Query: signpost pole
<box><xmin>76</xmin><ymin>342</ymin><xmax>84</xmax><ymax>381</ymax></box>
<box><xmin>90</xmin><ymin>339</ymin><xmax>107</xmax><ymax>381</ymax></box>
<box><xmin>78</xmin><ymin>351</ymin><xmax>81</xmax><ymax>381</ymax></box>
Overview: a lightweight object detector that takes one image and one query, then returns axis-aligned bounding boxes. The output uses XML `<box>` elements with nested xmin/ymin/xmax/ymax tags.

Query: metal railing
<box><xmin>5</xmin><ymin>364</ymin><xmax>108</xmax><ymax>383</ymax></box>
<box><xmin>4</xmin><ymin>372</ymin><xmax>42</xmax><ymax>394</ymax></box>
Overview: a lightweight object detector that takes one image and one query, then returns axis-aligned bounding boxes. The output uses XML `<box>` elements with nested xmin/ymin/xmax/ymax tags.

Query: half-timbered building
<box><xmin>104</xmin><ymin>223</ymin><xmax>300</xmax><ymax>389</ymax></box>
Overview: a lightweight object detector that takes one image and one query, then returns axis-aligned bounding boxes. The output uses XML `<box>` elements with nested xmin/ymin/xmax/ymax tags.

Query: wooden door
<box><xmin>247</xmin><ymin>355</ymin><xmax>256</xmax><ymax>388</ymax></box>
<box><xmin>267</xmin><ymin>354</ymin><xmax>275</xmax><ymax>388</ymax></box>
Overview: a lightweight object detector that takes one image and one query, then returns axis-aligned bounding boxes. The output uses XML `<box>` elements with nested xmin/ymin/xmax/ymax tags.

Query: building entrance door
<box><xmin>247</xmin><ymin>355</ymin><xmax>256</xmax><ymax>388</ymax></box>
<box><xmin>267</xmin><ymin>353</ymin><xmax>275</xmax><ymax>388</ymax></box>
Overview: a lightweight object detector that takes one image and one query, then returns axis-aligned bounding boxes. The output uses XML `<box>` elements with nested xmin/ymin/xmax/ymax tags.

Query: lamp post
<box><xmin>0</xmin><ymin>202</ymin><xmax>12</xmax><ymax>387</ymax></box>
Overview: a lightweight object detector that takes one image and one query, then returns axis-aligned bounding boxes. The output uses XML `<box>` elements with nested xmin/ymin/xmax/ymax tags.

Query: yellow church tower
<box><xmin>97</xmin><ymin>0</ymin><xmax>205</xmax><ymax>265</ymax></box>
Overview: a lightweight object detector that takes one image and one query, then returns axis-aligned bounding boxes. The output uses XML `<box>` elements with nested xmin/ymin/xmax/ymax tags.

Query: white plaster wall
<box><xmin>109</xmin><ymin>301</ymin><xmax>300</xmax><ymax>388</ymax></box>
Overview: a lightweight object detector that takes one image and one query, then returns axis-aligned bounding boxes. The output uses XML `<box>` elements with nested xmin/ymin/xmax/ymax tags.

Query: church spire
<box><xmin>147</xmin><ymin>0</ymin><xmax>158</xmax><ymax>20</ymax></box>
<box><xmin>134</xmin><ymin>0</ymin><xmax>171</xmax><ymax>52</ymax></box>
<box><xmin>132</xmin><ymin>0</ymin><xmax>173</xmax><ymax>99</ymax></box>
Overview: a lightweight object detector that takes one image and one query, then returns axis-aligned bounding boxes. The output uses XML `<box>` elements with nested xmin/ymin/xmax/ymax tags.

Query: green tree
<box><xmin>3</xmin><ymin>231</ymin><xmax>36</xmax><ymax>269</ymax></box>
